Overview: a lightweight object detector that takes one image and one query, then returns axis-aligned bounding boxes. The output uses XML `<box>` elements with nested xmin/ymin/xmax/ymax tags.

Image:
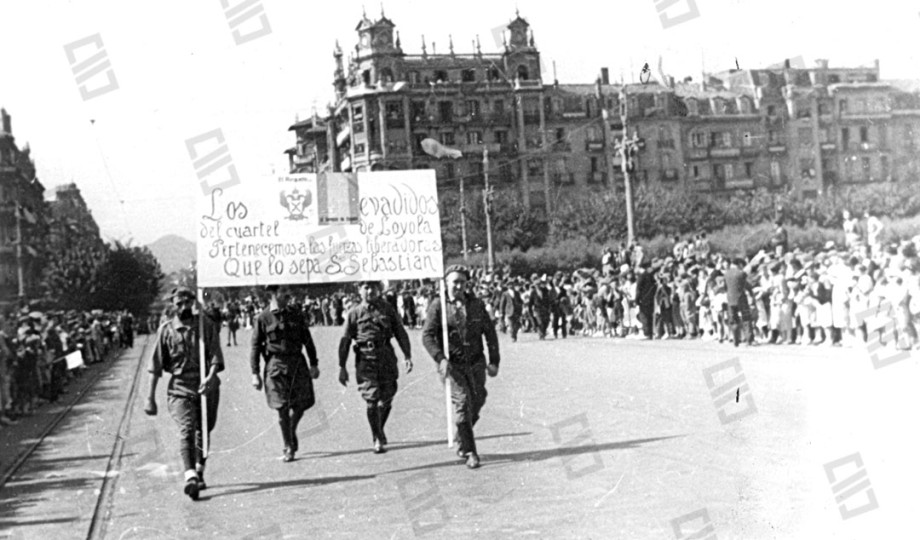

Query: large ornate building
<box><xmin>0</xmin><ymin>108</ymin><xmax>46</xmax><ymax>307</ymax></box>
<box><xmin>286</xmin><ymin>10</ymin><xmax>920</xmax><ymax>213</ymax></box>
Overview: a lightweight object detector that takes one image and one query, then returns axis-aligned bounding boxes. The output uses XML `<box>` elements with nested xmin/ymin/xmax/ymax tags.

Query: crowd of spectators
<box><xmin>0</xmin><ymin>308</ymin><xmax>137</xmax><ymax>428</ymax></box>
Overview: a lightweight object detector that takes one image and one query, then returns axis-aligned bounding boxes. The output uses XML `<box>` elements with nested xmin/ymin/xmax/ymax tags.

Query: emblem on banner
<box><xmin>279</xmin><ymin>188</ymin><xmax>312</xmax><ymax>220</ymax></box>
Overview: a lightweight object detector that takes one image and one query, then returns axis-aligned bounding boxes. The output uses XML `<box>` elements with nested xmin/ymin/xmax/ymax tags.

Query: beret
<box><xmin>444</xmin><ymin>264</ymin><xmax>470</xmax><ymax>279</ymax></box>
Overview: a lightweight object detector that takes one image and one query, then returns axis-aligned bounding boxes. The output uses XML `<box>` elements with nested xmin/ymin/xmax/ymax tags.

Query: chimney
<box><xmin>0</xmin><ymin>108</ymin><xmax>9</xmax><ymax>134</ymax></box>
<box><xmin>874</xmin><ymin>58</ymin><xmax>880</xmax><ymax>77</ymax></box>
<box><xmin>600</xmin><ymin>67</ymin><xmax>610</xmax><ymax>85</ymax></box>
<box><xmin>784</xmin><ymin>58</ymin><xmax>790</xmax><ymax>69</ymax></box>
<box><xmin>815</xmin><ymin>59</ymin><xmax>829</xmax><ymax>70</ymax></box>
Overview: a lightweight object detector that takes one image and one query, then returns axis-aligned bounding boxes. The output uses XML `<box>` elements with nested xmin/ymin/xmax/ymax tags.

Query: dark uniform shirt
<box><xmin>422</xmin><ymin>293</ymin><xmax>500</xmax><ymax>366</ymax></box>
<box><xmin>250</xmin><ymin>304</ymin><xmax>318</xmax><ymax>375</ymax></box>
<box><xmin>148</xmin><ymin>315</ymin><xmax>224</xmax><ymax>398</ymax></box>
<box><xmin>339</xmin><ymin>298</ymin><xmax>410</xmax><ymax>367</ymax></box>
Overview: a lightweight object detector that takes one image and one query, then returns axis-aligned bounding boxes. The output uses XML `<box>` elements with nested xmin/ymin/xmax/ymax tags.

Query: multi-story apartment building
<box><xmin>287</xmin><ymin>10</ymin><xmax>920</xmax><ymax>211</ymax></box>
<box><xmin>0</xmin><ymin>108</ymin><xmax>46</xmax><ymax>307</ymax></box>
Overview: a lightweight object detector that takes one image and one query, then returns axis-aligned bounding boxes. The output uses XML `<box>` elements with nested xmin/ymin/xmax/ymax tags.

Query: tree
<box><xmin>95</xmin><ymin>241</ymin><xmax>164</xmax><ymax>314</ymax></box>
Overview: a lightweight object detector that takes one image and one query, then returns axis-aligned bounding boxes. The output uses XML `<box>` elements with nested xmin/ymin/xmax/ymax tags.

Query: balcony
<box><xmin>585</xmin><ymin>140</ymin><xmax>605</xmax><ymax>152</ymax></box>
<box><xmin>459</xmin><ymin>143</ymin><xmax>501</xmax><ymax>155</ymax></box>
<box><xmin>523</xmin><ymin>113</ymin><xmax>541</xmax><ymax>125</ymax></box>
<box><xmin>710</xmin><ymin>147</ymin><xmax>740</xmax><ymax>158</ymax></box>
<box><xmin>725</xmin><ymin>178</ymin><xmax>755</xmax><ymax>189</ymax></box>
<box><xmin>561</xmin><ymin>110</ymin><xmax>587</xmax><ymax>119</ymax></box>
<box><xmin>586</xmin><ymin>171</ymin><xmax>607</xmax><ymax>184</ymax></box>
<box><xmin>662</xmin><ymin>168</ymin><xmax>679</xmax><ymax>181</ymax></box>
<box><xmin>820</xmin><ymin>143</ymin><xmax>837</xmax><ymax>152</ymax></box>
<box><xmin>767</xmin><ymin>144</ymin><xmax>786</xmax><ymax>153</ymax></box>
<box><xmin>551</xmin><ymin>141</ymin><xmax>572</xmax><ymax>152</ymax></box>
<box><xmin>688</xmin><ymin>148</ymin><xmax>708</xmax><ymax>160</ymax></box>
<box><xmin>741</xmin><ymin>145</ymin><xmax>760</xmax><ymax>156</ymax></box>
<box><xmin>552</xmin><ymin>172</ymin><xmax>576</xmax><ymax>185</ymax></box>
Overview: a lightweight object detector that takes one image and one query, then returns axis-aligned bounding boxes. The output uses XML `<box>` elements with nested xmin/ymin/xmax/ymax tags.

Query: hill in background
<box><xmin>147</xmin><ymin>234</ymin><xmax>195</xmax><ymax>274</ymax></box>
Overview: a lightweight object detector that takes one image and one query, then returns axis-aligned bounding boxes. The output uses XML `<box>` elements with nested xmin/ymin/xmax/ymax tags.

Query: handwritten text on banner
<box><xmin>197</xmin><ymin>170</ymin><xmax>443</xmax><ymax>286</ymax></box>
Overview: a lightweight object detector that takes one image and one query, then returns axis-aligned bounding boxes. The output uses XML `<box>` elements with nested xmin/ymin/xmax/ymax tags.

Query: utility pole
<box><xmin>483</xmin><ymin>148</ymin><xmax>495</xmax><ymax>271</ymax></box>
<box><xmin>459</xmin><ymin>174</ymin><xmax>468</xmax><ymax>261</ymax></box>
<box><xmin>15</xmin><ymin>199</ymin><xmax>24</xmax><ymax>299</ymax></box>
<box><xmin>617</xmin><ymin>88</ymin><xmax>637</xmax><ymax>245</ymax></box>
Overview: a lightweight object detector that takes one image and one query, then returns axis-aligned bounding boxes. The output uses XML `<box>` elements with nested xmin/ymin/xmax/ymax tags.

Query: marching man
<box><xmin>422</xmin><ymin>265</ymin><xmax>500</xmax><ymax>469</ymax></box>
<box><xmin>145</xmin><ymin>287</ymin><xmax>223</xmax><ymax>501</ymax></box>
<box><xmin>338</xmin><ymin>280</ymin><xmax>413</xmax><ymax>453</ymax></box>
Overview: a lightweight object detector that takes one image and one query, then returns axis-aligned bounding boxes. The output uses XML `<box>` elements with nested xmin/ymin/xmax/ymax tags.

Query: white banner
<box><xmin>197</xmin><ymin>170</ymin><xmax>443</xmax><ymax>287</ymax></box>
<box><xmin>65</xmin><ymin>351</ymin><xmax>85</xmax><ymax>370</ymax></box>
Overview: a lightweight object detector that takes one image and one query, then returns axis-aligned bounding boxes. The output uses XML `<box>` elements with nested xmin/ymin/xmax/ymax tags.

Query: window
<box><xmin>413</xmin><ymin>133</ymin><xmax>427</xmax><ymax>151</ymax></box>
<box><xmin>354</xmin><ymin>143</ymin><xmax>366</xmax><ymax>154</ymax></box>
<box><xmin>713</xmin><ymin>98</ymin><xmax>725</xmax><ymax>115</ymax></box>
<box><xmin>353</xmin><ymin>105</ymin><xmax>364</xmax><ymax>122</ymax></box>
<box><xmin>841</xmin><ymin>128</ymin><xmax>850</xmax><ymax>150</ymax></box>
<box><xmin>466</xmin><ymin>131</ymin><xmax>482</xmax><ymax>144</ymax></box>
<box><xmin>493</xmin><ymin>99</ymin><xmax>505</xmax><ymax>114</ymax></box>
<box><xmin>517</xmin><ymin>65</ymin><xmax>529</xmax><ymax>80</ymax></box>
<box><xmin>692</xmin><ymin>132</ymin><xmax>707</xmax><ymax>148</ymax></box>
<box><xmin>828</xmin><ymin>75</ymin><xmax>840</xmax><ymax>84</ymax></box>
<box><xmin>466</xmin><ymin>100</ymin><xmax>480</xmax><ymax>117</ymax></box>
<box><xmin>439</xmin><ymin>101</ymin><xmax>453</xmax><ymax>122</ymax></box>
<box><xmin>721</xmin><ymin>132</ymin><xmax>733</xmax><ymax>147</ymax></box>
<box><xmin>771</xmin><ymin>161</ymin><xmax>782</xmax><ymax>183</ymax></box>
<box><xmin>461</xmin><ymin>69</ymin><xmax>476</xmax><ymax>82</ymax></box>
<box><xmin>692</xmin><ymin>165</ymin><xmax>701</xmax><ymax>179</ymax></box>
<box><xmin>411</xmin><ymin>101</ymin><xmax>426</xmax><ymax>121</ymax></box>
<box><xmin>767</xmin><ymin>105</ymin><xmax>776</xmax><ymax>117</ymax></box>
<box><xmin>439</xmin><ymin>132</ymin><xmax>455</xmax><ymax>145</ymax></box>
<box><xmin>444</xmin><ymin>162</ymin><xmax>455</xmax><ymax>180</ymax></box>
<box><xmin>879</xmin><ymin>126</ymin><xmax>887</xmax><ymax>148</ymax></box>
<box><xmin>408</xmin><ymin>71</ymin><xmax>420</xmax><ymax>84</ymax></box>
<box><xmin>494</xmin><ymin>130</ymin><xmax>508</xmax><ymax>144</ymax></box>
<box><xmin>860</xmin><ymin>126</ymin><xmax>869</xmax><ymax>143</ymax></box>
<box><xmin>745</xmin><ymin>162</ymin><xmax>754</xmax><ymax>177</ymax></box>
<box><xmin>709</xmin><ymin>132</ymin><xmax>719</xmax><ymax>147</ymax></box>
<box><xmin>586</xmin><ymin>126</ymin><xmax>600</xmax><ymax>142</ymax></box>
<box><xmin>818</xmin><ymin>102</ymin><xmax>829</xmax><ymax>115</ymax></box>
<box><xmin>839</xmin><ymin>99</ymin><xmax>848</xmax><ymax>115</ymax></box>
<box><xmin>800</xmin><ymin>158</ymin><xmax>815</xmax><ymax>178</ymax></box>
<box><xmin>528</xmin><ymin>158</ymin><xmax>543</xmax><ymax>177</ymax></box>
<box><xmin>555</xmin><ymin>128</ymin><xmax>565</xmax><ymax>142</ymax></box>
<box><xmin>742</xmin><ymin>132</ymin><xmax>752</xmax><ymax>147</ymax></box>
<box><xmin>379</xmin><ymin>68</ymin><xmax>395</xmax><ymax>84</ymax></box>
<box><xmin>362</xmin><ymin>70</ymin><xmax>371</xmax><ymax>86</ymax></box>
<box><xmin>861</xmin><ymin>157</ymin><xmax>871</xmax><ymax>178</ymax></box>
<box><xmin>768</xmin><ymin>130</ymin><xmax>780</xmax><ymax>144</ymax></box>
<box><xmin>385</xmin><ymin>102</ymin><xmax>402</xmax><ymax>120</ymax></box>
<box><xmin>488</xmin><ymin>67</ymin><xmax>500</xmax><ymax>82</ymax></box>
<box><xmin>739</xmin><ymin>98</ymin><xmax>751</xmax><ymax>114</ymax></box>
<box><xmin>590</xmin><ymin>157</ymin><xmax>599</xmax><ymax>173</ymax></box>
<box><xmin>881</xmin><ymin>155</ymin><xmax>889</xmax><ymax>179</ymax></box>
<box><xmin>662</xmin><ymin>154</ymin><xmax>671</xmax><ymax>168</ymax></box>
<box><xmin>724</xmin><ymin>164</ymin><xmax>734</xmax><ymax>179</ymax></box>
<box><xmin>687</xmin><ymin>99</ymin><xmax>699</xmax><ymax>116</ymax></box>
<box><xmin>713</xmin><ymin>164</ymin><xmax>724</xmax><ymax>179</ymax></box>
<box><xmin>434</xmin><ymin>70</ymin><xmax>449</xmax><ymax>82</ymax></box>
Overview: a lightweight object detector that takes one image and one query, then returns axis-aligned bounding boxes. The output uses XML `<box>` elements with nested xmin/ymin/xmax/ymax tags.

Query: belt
<box><xmin>357</xmin><ymin>340</ymin><xmax>388</xmax><ymax>351</ymax></box>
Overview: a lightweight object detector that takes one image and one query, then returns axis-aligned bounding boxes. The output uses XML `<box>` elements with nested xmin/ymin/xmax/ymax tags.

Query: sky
<box><xmin>0</xmin><ymin>0</ymin><xmax>917</xmax><ymax>246</ymax></box>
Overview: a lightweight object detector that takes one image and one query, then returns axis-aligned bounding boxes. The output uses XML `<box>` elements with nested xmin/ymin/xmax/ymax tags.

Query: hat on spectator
<box><xmin>171</xmin><ymin>286</ymin><xmax>195</xmax><ymax>301</ymax></box>
<box><xmin>445</xmin><ymin>264</ymin><xmax>470</xmax><ymax>279</ymax></box>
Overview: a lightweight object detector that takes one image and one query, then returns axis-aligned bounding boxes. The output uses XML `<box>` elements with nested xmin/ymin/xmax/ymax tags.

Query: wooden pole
<box><xmin>197</xmin><ymin>288</ymin><xmax>209</xmax><ymax>460</ymax></box>
<box><xmin>439</xmin><ymin>279</ymin><xmax>454</xmax><ymax>448</ymax></box>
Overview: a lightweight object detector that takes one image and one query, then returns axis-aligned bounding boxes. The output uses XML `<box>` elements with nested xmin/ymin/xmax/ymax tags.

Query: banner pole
<box><xmin>197</xmin><ymin>287</ymin><xmax>209</xmax><ymax>460</ymax></box>
<box><xmin>439</xmin><ymin>279</ymin><xmax>454</xmax><ymax>448</ymax></box>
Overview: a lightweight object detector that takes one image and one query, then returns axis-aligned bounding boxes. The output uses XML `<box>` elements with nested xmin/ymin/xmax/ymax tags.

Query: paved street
<box><xmin>2</xmin><ymin>326</ymin><xmax>918</xmax><ymax>539</ymax></box>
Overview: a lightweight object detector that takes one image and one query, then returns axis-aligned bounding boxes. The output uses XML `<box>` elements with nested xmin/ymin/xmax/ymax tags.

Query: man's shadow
<box><xmin>298</xmin><ymin>432</ymin><xmax>533</xmax><ymax>459</ymax></box>
<box><xmin>381</xmin><ymin>434</ymin><xmax>684</xmax><ymax>475</ymax></box>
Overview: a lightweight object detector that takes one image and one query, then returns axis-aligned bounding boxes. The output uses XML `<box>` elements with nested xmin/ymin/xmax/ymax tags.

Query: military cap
<box><xmin>444</xmin><ymin>264</ymin><xmax>470</xmax><ymax>279</ymax></box>
<box><xmin>171</xmin><ymin>286</ymin><xmax>195</xmax><ymax>301</ymax></box>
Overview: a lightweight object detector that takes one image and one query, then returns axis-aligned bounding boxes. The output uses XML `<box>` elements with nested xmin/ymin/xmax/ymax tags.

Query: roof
<box><xmin>673</xmin><ymin>83</ymin><xmax>744</xmax><ymax>100</ymax></box>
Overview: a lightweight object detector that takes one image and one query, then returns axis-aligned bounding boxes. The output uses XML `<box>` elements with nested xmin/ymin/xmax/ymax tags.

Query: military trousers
<box><xmin>447</xmin><ymin>360</ymin><xmax>488</xmax><ymax>455</ymax></box>
<box><xmin>168</xmin><ymin>388</ymin><xmax>219</xmax><ymax>471</ymax></box>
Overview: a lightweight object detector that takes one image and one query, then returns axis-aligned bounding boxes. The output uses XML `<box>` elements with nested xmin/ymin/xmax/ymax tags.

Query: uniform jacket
<box><xmin>422</xmin><ymin>293</ymin><xmax>500</xmax><ymax>367</ymax></box>
<box><xmin>339</xmin><ymin>299</ymin><xmax>410</xmax><ymax>368</ymax></box>
<box><xmin>250</xmin><ymin>305</ymin><xmax>318</xmax><ymax>375</ymax></box>
<box><xmin>149</xmin><ymin>315</ymin><xmax>224</xmax><ymax>398</ymax></box>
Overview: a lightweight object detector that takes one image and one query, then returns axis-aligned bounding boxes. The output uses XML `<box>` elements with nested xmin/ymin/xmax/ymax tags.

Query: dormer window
<box><xmin>434</xmin><ymin>70</ymin><xmax>449</xmax><ymax>83</ymax></box>
<box><xmin>461</xmin><ymin>69</ymin><xmax>476</xmax><ymax>82</ymax></box>
<box><xmin>517</xmin><ymin>65</ymin><xmax>529</xmax><ymax>80</ymax></box>
<box><xmin>687</xmin><ymin>99</ymin><xmax>699</xmax><ymax>116</ymax></box>
<box><xmin>713</xmin><ymin>98</ymin><xmax>725</xmax><ymax>115</ymax></box>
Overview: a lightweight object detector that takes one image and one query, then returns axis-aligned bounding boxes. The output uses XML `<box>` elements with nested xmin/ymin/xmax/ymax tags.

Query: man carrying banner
<box><xmin>251</xmin><ymin>285</ymin><xmax>320</xmax><ymax>462</ymax></box>
<box><xmin>422</xmin><ymin>265</ymin><xmax>500</xmax><ymax>469</ymax></box>
<box><xmin>145</xmin><ymin>287</ymin><xmax>223</xmax><ymax>501</ymax></box>
<box><xmin>338</xmin><ymin>280</ymin><xmax>413</xmax><ymax>454</ymax></box>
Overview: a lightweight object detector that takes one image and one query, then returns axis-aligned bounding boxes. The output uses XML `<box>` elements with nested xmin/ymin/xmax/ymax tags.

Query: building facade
<box><xmin>0</xmin><ymin>108</ymin><xmax>46</xmax><ymax>308</ymax></box>
<box><xmin>287</xmin><ymin>11</ymin><xmax>920</xmax><ymax>212</ymax></box>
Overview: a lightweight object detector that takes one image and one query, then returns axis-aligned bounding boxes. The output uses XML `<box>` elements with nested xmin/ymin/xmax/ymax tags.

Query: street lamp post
<box><xmin>459</xmin><ymin>174</ymin><xmax>468</xmax><ymax>261</ymax></box>
<box><xmin>482</xmin><ymin>148</ymin><xmax>495</xmax><ymax>271</ymax></box>
<box><xmin>616</xmin><ymin>88</ymin><xmax>639</xmax><ymax>245</ymax></box>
